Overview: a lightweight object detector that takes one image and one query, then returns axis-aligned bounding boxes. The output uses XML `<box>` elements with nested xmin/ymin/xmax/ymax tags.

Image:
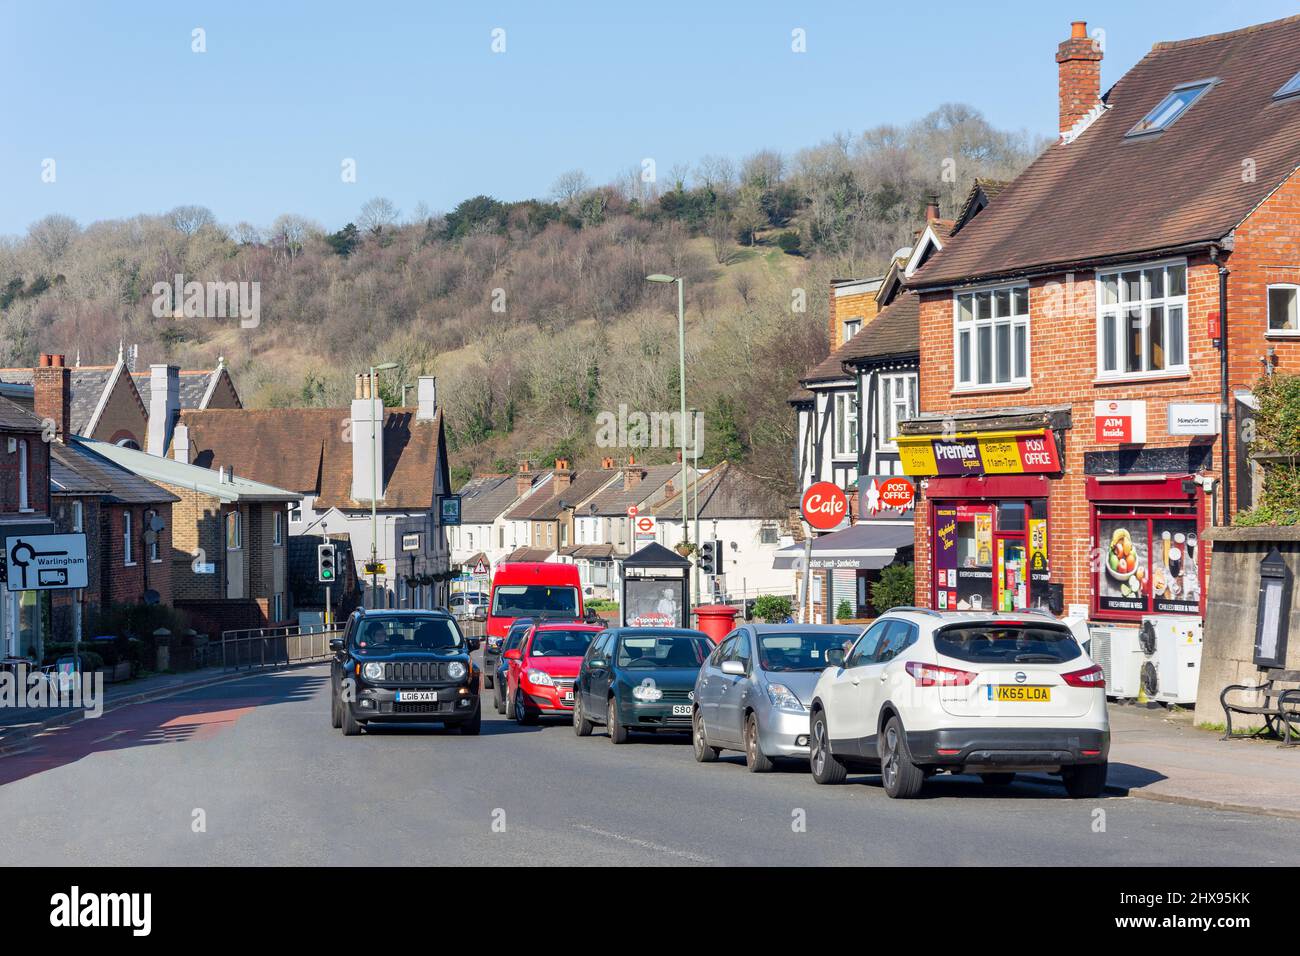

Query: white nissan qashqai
<box><xmin>808</xmin><ymin>608</ymin><xmax>1108</xmax><ymax>799</ymax></box>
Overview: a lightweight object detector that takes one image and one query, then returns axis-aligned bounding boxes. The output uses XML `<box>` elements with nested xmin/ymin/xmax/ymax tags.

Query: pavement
<box><xmin>0</xmin><ymin>663</ymin><xmax>1298</xmax><ymax>865</ymax></box>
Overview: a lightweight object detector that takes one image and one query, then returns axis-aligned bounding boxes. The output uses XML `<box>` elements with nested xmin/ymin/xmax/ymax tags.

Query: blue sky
<box><xmin>1</xmin><ymin>0</ymin><xmax>1295</xmax><ymax>236</ymax></box>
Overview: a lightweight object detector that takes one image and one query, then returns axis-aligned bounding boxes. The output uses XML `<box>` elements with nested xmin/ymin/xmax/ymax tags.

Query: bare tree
<box><xmin>167</xmin><ymin>205</ymin><xmax>217</xmax><ymax>236</ymax></box>
<box><xmin>358</xmin><ymin>197</ymin><xmax>400</xmax><ymax>237</ymax></box>
<box><xmin>549</xmin><ymin>169</ymin><xmax>591</xmax><ymax>209</ymax></box>
<box><xmin>27</xmin><ymin>214</ymin><xmax>79</xmax><ymax>266</ymax></box>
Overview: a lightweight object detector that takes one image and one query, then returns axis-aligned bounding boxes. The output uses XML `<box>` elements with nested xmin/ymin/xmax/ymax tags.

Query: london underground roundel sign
<box><xmin>801</xmin><ymin>482</ymin><xmax>848</xmax><ymax>531</ymax></box>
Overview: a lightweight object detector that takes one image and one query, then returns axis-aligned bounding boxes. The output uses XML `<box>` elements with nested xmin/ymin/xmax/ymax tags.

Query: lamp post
<box><xmin>646</xmin><ymin>273</ymin><xmax>690</xmax><ymax>602</ymax></box>
<box><xmin>690</xmin><ymin>406</ymin><xmax>700</xmax><ymax>602</ymax></box>
<box><xmin>369</xmin><ymin>361</ymin><xmax>399</xmax><ymax>608</ymax></box>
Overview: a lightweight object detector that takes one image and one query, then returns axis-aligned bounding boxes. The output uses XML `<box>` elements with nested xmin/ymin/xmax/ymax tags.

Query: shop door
<box><xmin>994</xmin><ymin>534</ymin><xmax>1028</xmax><ymax>612</ymax></box>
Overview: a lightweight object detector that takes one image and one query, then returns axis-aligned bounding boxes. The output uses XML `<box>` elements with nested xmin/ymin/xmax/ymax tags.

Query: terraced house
<box><xmin>901</xmin><ymin>17</ymin><xmax>1300</xmax><ymax>646</ymax></box>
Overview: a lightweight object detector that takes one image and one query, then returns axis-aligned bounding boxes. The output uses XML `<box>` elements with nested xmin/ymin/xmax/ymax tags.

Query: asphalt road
<box><xmin>2</xmin><ymin>664</ymin><xmax>1299</xmax><ymax>866</ymax></box>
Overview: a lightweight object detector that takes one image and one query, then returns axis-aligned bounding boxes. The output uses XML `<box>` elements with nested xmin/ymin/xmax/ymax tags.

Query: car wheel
<box><xmin>1063</xmin><ymin>761</ymin><xmax>1108</xmax><ymax>799</ymax></box>
<box><xmin>459</xmin><ymin>706</ymin><xmax>482</xmax><ymax>736</ymax></box>
<box><xmin>809</xmin><ymin>709</ymin><xmax>847</xmax><ymax>784</ymax></box>
<box><xmin>607</xmin><ymin>697</ymin><xmax>628</xmax><ymax>744</ymax></box>
<box><xmin>341</xmin><ymin>702</ymin><xmax>363</xmax><ymax>737</ymax></box>
<box><xmin>330</xmin><ymin>686</ymin><xmax>342</xmax><ymax>729</ymax></box>
<box><xmin>979</xmin><ymin>772</ymin><xmax>1016</xmax><ymax>786</ymax></box>
<box><xmin>692</xmin><ymin>708</ymin><xmax>719</xmax><ymax>762</ymax></box>
<box><xmin>744</xmin><ymin>713</ymin><xmax>774</xmax><ymax>773</ymax></box>
<box><xmin>573</xmin><ymin>694</ymin><xmax>594</xmax><ymax>737</ymax></box>
<box><xmin>514</xmin><ymin>691</ymin><xmax>538</xmax><ymax>726</ymax></box>
<box><xmin>879</xmin><ymin>716</ymin><xmax>924</xmax><ymax>799</ymax></box>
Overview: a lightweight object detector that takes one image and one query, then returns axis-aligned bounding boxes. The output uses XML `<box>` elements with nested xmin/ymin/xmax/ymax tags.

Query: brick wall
<box><xmin>91</xmin><ymin>374</ymin><xmax>147</xmax><ymax>447</ymax></box>
<box><xmin>49</xmin><ymin>494</ymin><xmax>101</xmax><ymax>640</ymax></box>
<box><xmin>829</xmin><ymin>288</ymin><xmax>880</xmax><ymax>352</ymax></box>
<box><xmin>0</xmin><ymin>430</ymin><xmax>49</xmax><ymax>515</ymax></box>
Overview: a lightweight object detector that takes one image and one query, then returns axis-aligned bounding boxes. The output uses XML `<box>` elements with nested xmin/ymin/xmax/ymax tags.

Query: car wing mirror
<box><xmin>720</xmin><ymin>660</ymin><xmax>745</xmax><ymax>676</ymax></box>
<box><xmin>588</xmin><ymin>658</ymin><xmax>605</xmax><ymax>669</ymax></box>
<box><xmin>503</xmin><ymin>649</ymin><xmax>521</xmax><ymax>661</ymax></box>
<box><xmin>466</xmin><ymin>637</ymin><xmax>481</xmax><ymax>652</ymax></box>
<box><xmin>826</xmin><ymin>647</ymin><xmax>845</xmax><ymax>667</ymax></box>
<box><xmin>329</xmin><ymin>638</ymin><xmax>344</xmax><ymax>653</ymax></box>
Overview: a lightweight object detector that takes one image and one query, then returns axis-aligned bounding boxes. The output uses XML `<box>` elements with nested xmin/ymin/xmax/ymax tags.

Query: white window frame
<box><xmin>273</xmin><ymin>509</ymin><xmax>283</xmax><ymax>546</ymax></box>
<box><xmin>1095</xmin><ymin>258</ymin><xmax>1189</xmax><ymax>380</ymax></box>
<box><xmin>953</xmin><ymin>283</ymin><xmax>1031</xmax><ymax>390</ymax></box>
<box><xmin>878</xmin><ymin>372</ymin><xmax>918</xmax><ymax>450</ymax></box>
<box><xmin>288</xmin><ymin>500</ymin><xmax>302</xmax><ymax>524</ymax></box>
<box><xmin>225</xmin><ymin>510</ymin><xmax>242</xmax><ymax>551</ymax></box>
<box><xmin>273</xmin><ymin>592</ymin><xmax>284</xmax><ymax>621</ymax></box>
<box><xmin>71</xmin><ymin>500</ymin><xmax>83</xmax><ymax>533</ymax></box>
<box><xmin>842</xmin><ymin>318</ymin><xmax>862</xmax><ymax>342</ymax></box>
<box><xmin>123</xmin><ymin>510</ymin><xmax>135</xmax><ymax>567</ymax></box>
<box><xmin>17</xmin><ymin>439</ymin><xmax>29</xmax><ymax>511</ymax></box>
<box><xmin>1266</xmin><ymin>283</ymin><xmax>1300</xmax><ymax>336</ymax></box>
<box><xmin>833</xmin><ymin>392</ymin><xmax>858</xmax><ymax>459</ymax></box>
<box><xmin>147</xmin><ymin>509</ymin><xmax>161</xmax><ymax>563</ymax></box>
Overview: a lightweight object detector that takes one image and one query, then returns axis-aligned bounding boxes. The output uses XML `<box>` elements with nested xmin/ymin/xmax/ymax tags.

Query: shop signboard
<box><xmin>933</xmin><ymin>506</ymin><xmax>958</xmax><ymax>610</ymax></box>
<box><xmin>1094</xmin><ymin>400</ymin><xmax>1147</xmax><ymax>444</ymax></box>
<box><xmin>1167</xmin><ymin>402</ymin><xmax>1219</xmax><ymax>437</ymax></box>
<box><xmin>898</xmin><ymin>431</ymin><xmax>1060</xmax><ymax>478</ymax></box>
<box><xmin>862</xmin><ymin>475</ymin><xmax>915</xmax><ymax>517</ymax></box>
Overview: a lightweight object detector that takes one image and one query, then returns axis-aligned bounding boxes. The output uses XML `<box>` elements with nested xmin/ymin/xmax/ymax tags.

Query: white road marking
<box><xmin>572</xmin><ymin>823</ymin><xmax>713</xmax><ymax>863</ymax></box>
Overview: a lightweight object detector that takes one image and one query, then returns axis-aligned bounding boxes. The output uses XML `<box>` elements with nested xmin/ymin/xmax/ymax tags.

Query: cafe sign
<box><xmin>897</xmin><ymin>430</ymin><xmax>1060</xmax><ymax>478</ymax></box>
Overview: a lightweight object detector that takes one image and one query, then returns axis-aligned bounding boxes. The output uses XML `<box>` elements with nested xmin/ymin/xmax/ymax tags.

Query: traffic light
<box><xmin>317</xmin><ymin>543</ymin><xmax>337</xmax><ymax>583</ymax></box>
<box><xmin>699</xmin><ymin>539</ymin><xmax>720</xmax><ymax>575</ymax></box>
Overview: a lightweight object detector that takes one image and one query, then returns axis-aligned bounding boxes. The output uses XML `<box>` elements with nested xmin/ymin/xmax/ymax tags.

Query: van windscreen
<box><xmin>492</xmin><ymin>585</ymin><xmax>579</xmax><ymax>618</ymax></box>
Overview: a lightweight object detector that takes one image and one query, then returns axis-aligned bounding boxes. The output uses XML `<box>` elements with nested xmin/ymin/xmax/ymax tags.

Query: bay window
<box><xmin>954</xmin><ymin>285</ymin><xmax>1029</xmax><ymax>388</ymax></box>
<box><xmin>1097</xmin><ymin>261</ymin><xmax>1188</xmax><ymax>377</ymax></box>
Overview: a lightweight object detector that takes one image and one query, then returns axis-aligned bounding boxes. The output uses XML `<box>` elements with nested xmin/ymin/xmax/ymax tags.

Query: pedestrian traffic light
<box><xmin>317</xmin><ymin>543</ymin><xmax>337</xmax><ymax>583</ymax></box>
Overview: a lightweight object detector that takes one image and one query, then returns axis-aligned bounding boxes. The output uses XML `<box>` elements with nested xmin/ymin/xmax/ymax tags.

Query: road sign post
<box><xmin>3</xmin><ymin>533</ymin><xmax>89</xmax><ymax>592</ymax></box>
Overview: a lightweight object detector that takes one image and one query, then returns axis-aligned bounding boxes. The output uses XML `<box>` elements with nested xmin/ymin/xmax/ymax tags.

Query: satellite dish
<box><xmin>150</xmin><ymin>514</ymin><xmax>166</xmax><ymax>533</ymax></box>
<box><xmin>143</xmin><ymin>589</ymin><xmax>160</xmax><ymax>606</ymax></box>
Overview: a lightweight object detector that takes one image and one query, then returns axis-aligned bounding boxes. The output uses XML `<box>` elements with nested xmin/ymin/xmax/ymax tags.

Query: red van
<box><xmin>486</xmin><ymin>562</ymin><xmax>585</xmax><ymax>641</ymax></box>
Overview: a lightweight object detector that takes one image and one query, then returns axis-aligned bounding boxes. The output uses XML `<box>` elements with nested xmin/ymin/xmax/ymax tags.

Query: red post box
<box><xmin>693</xmin><ymin>604</ymin><xmax>739</xmax><ymax>645</ymax></box>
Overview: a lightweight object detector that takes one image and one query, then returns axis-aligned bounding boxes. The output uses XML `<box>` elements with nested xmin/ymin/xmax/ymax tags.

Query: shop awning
<box><xmin>772</xmin><ymin>522</ymin><xmax>914</xmax><ymax>571</ymax></box>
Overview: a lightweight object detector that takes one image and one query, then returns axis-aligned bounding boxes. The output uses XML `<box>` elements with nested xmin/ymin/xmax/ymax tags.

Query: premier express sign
<box><xmin>897</xmin><ymin>430</ymin><xmax>1060</xmax><ymax>478</ymax></box>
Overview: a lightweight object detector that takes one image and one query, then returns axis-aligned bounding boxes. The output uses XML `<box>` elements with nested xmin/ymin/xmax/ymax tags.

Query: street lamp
<box><xmin>646</xmin><ymin>273</ymin><xmax>689</xmax><ymax>601</ymax></box>
<box><xmin>369</xmin><ymin>361</ymin><xmax>399</xmax><ymax>608</ymax></box>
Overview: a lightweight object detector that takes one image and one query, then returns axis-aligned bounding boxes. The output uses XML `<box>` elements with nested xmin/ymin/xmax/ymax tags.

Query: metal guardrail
<box><xmin>459</xmin><ymin>619</ymin><xmax>486</xmax><ymax>639</ymax></box>
<box><xmin>219</xmin><ymin>623</ymin><xmax>344</xmax><ymax>672</ymax></box>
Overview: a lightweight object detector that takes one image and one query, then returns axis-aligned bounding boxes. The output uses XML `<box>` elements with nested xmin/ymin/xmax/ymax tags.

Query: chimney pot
<box><xmin>925</xmin><ymin>196</ymin><xmax>940</xmax><ymax>222</ymax></box>
<box><xmin>1071</xmin><ymin>19</ymin><xmax>1087</xmax><ymax>39</ymax></box>
<box><xmin>39</xmin><ymin>353</ymin><xmax>51</xmax><ymax>368</ymax></box>
<box><xmin>33</xmin><ymin>356</ymin><xmax>71</xmax><ymax>440</ymax></box>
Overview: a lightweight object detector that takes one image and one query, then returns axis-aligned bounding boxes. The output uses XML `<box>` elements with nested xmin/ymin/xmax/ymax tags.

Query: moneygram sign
<box><xmin>897</xmin><ymin>431</ymin><xmax>1061</xmax><ymax>478</ymax></box>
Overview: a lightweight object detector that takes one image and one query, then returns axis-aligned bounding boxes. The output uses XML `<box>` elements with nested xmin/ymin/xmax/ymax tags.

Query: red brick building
<box><xmin>0</xmin><ymin>396</ymin><xmax>52</xmax><ymax>657</ymax></box>
<box><xmin>901</xmin><ymin>18</ymin><xmax>1300</xmax><ymax>635</ymax></box>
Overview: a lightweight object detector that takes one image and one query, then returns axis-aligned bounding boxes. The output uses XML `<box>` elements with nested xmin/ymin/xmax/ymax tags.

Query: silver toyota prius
<box><xmin>692</xmin><ymin>623</ymin><xmax>864</xmax><ymax>771</ymax></box>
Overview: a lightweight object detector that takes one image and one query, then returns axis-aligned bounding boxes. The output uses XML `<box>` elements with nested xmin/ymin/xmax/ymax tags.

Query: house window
<box><xmin>760</xmin><ymin>522</ymin><xmax>779</xmax><ymax>545</ymax></box>
<box><xmin>17</xmin><ymin>439</ymin><xmax>29</xmax><ymax>511</ymax></box>
<box><xmin>225</xmin><ymin>510</ymin><xmax>242</xmax><ymax>551</ymax></box>
<box><xmin>273</xmin><ymin>592</ymin><xmax>284</xmax><ymax>621</ymax></box>
<box><xmin>833</xmin><ymin>392</ymin><xmax>858</xmax><ymax>458</ymax></box>
<box><xmin>1097</xmin><ymin>261</ymin><xmax>1188</xmax><ymax>377</ymax></box>
<box><xmin>842</xmin><ymin>318</ymin><xmax>862</xmax><ymax>341</ymax></box>
<box><xmin>273</xmin><ymin>510</ymin><xmax>283</xmax><ymax>546</ymax></box>
<box><xmin>954</xmin><ymin>286</ymin><xmax>1030</xmax><ymax>388</ymax></box>
<box><xmin>123</xmin><ymin>511</ymin><xmax>134</xmax><ymax>566</ymax></box>
<box><xmin>1127</xmin><ymin>79</ymin><xmax>1216</xmax><ymax>136</ymax></box>
<box><xmin>1276</xmin><ymin>71</ymin><xmax>1300</xmax><ymax>101</ymax></box>
<box><xmin>146</xmin><ymin>509</ymin><xmax>161</xmax><ymax>563</ymax></box>
<box><xmin>288</xmin><ymin>501</ymin><xmax>302</xmax><ymax>523</ymax></box>
<box><xmin>72</xmin><ymin>500</ymin><xmax>83</xmax><ymax>533</ymax></box>
<box><xmin>879</xmin><ymin>373</ymin><xmax>918</xmax><ymax>447</ymax></box>
<box><xmin>1268</xmin><ymin>285</ymin><xmax>1300</xmax><ymax>334</ymax></box>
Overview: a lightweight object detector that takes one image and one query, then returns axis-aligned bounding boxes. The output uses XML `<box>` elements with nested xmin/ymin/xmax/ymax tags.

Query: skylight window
<box><xmin>1276</xmin><ymin>71</ymin><xmax>1300</xmax><ymax>100</ymax></box>
<box><xmin>1126</xmin><ymin>79</ymin><xmax>1217</xmax><ymax>137</ymax></box>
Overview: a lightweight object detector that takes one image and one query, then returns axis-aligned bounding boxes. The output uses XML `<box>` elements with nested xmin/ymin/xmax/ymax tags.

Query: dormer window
<box><xmin>842</xmin><ymin>318</ymin><xmax>862</xmax><ymax>341</ymax></box>
<box><xmin>1126</xmin><ymin>79</ymin><xmax>1217</xmax><ymax>137</ymax></box>
<box><xmin>1275</xmin><ymin>71</ymin><xmax>1300</xmax><ymax>101</ymax></box>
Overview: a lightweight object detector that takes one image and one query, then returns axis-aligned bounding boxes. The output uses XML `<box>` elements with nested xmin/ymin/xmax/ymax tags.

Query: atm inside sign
<box><xmin>1094</xmin><ymin>400</ymin><xmax>1146</xmax><ymax>444</ymax></box>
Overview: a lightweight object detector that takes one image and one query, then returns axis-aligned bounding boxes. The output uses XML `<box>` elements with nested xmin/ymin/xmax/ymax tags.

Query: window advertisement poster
<box><xmin>624</xmin><ymin>578</ymin><xmax>682</xmax><ymax>628</ymax></box>
<box><xmin>1152</xmin><ymin>518</ymin><xmax>1200</xmax><ymax>613</ymax></box>
<box><xmin>954</xmin><ymin>505</ymin><xmax>993</xmax><ymax>611</ymax></box>
<box><xmin>1028</xmin><ymin>518</ymin><xmax>1051</xmax><ymax>607</ymax></box>
<box><xmin>1098</xmin><ymin>520</ymin><xmax>1149</xmax><ymax>613</ymax></box>
<box><xmin>933</xmin><ymin>506</ymin><xmax>958</xmax><ymax>610</ymax></box>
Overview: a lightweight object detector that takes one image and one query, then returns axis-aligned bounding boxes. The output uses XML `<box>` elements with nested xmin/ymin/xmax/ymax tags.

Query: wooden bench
<box><xmin>1220</xmin><ymin>669</ymin><xmax>1300</xmax><ymax>746</ymax></box>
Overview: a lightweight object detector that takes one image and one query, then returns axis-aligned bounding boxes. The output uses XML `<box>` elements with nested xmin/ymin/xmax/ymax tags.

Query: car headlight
<box><xmin>632</xmin><ymin>682</ymin><xmax>663</xmax><ymax>702</ymax></box>
<box><xmin>526</xmin><ymin>668</ymin><xmax>554</xmax><ymax>686</ymax></box>
<box><xmin>361</xmin><ymin>662</ymin><xmax>384</xmax><ymax>681</ymax></box>
<box><xmin>767</xmin><ymin>682</ymin><xmax>806</xmax><ymax>712</ymax></box>
<box><xmin>448</xmin><ymin>661</ymin><xmax>467</xmax><ymax>681</ymax></box>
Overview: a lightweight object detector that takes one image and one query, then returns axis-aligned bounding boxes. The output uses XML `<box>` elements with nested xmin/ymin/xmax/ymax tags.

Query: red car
<box><xmin>505</xmin><ymin>622</ymin><xmax>604</xmax><ymax>725</ymax></box>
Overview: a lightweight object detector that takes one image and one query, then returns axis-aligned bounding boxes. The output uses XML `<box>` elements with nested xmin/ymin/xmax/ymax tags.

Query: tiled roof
<box><xmin>459</xmin><ymin>474</ymin><xmax>529</xmax><ymax>523</ymax></box>
<box><xmin>504</xmin><ymin>546</ymin><xmax>555</xmax><ymax>563</ymax></box>
<box><xmin>652</xmin><ymin>461</ymin><xmax>786</xmax><ymax>520</ymax></box>
<box><xmin>132</xmin><ymin>368</ymin><xmax>221</xmax><ymax>409</ymax></box>
<box><xmin>177</xmin><ymin>406</ymin><xmax>447</xmax><ymax>511</ymax></box>
<box><xmin>955</xmin><ymin>178</ymin><xmax>1010</xmax><ymax>231</ymax></box>
<box><xmin>583</xmin><ymin>464</ymin><xmax>682</xmax><ymax>516</ymax></box>
<box><xmin>913</xmin><ymin>15</ymin><xmax>1300</xmax><ymax>287</ymax></box>
<box><xmin>838</xmin><ymin>291</ymin><xmax>920</xmax><ymax>365</ymax></box>
<box><xmin>504</xmin><ymin>469</ymin><xmax>617</xmax><ymax>521</ymax></box>
<box><xmin>560</xmin><ymin>544</ymin><xmax>616</xmax><ymax>559</ymax></box>
<box><xmin>0</xmin><ymin>396</ymin><xmax>42</xmax><ymax>432</ymax></box>
<box><xmin>51</xmin><ymin>441</ymin><xmax>179</xmax><ymax>505</ymax></box>
<box><xmin>78</xmin><ymin>438</ymin><xmax>297</xmax><ymax>503</ymax></box>
<box><xmin>0</xmin><ymin>365</ymin><xmax>124</xmax><ymax>434</ymax></box>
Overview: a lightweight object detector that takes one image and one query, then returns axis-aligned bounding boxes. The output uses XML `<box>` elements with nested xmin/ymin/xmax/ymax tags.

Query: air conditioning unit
<box><xmin>1139</xmin><ymin>616</ymin><xmax>1203</xmax><ymax>705</ymax></box>
<box><xmin>1088</xmin><ymin>624</ymin><xmax>1143</xmax><ymax>699</ymax></box>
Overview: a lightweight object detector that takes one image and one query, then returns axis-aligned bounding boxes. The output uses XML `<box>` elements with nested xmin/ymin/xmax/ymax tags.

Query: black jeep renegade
<box><xmin>330</xmin><ymin>609</ymin><xmax>481</xmax><ymax>736</ymax></box>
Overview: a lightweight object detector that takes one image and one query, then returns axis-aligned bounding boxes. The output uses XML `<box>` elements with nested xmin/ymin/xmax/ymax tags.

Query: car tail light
<box><xmin>905</xmin><ymin>661</ymin><xmax>976</xmax><ymax>687</ymax></box>
<box><xmin>1062</xmin><ymin>664</ymin><xmax>1106</xmax><ymax>688</ymax></box>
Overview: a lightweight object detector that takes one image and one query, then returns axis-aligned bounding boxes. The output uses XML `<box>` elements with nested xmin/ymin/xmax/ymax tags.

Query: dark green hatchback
<box><xmin>572</xmin><ymin>627</ymin><xmax>714</xmax><ymax>744</ymax></box>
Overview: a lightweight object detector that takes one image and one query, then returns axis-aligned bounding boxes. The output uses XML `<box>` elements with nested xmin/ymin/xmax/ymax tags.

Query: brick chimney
<box><xmin>146</xmin><ymin>364</ymin><xmax>180</xmax><ymax>457</ymax></box>
<box><xmin>515</xmin><ymin>460</ymin><xmax>533</xmax><ymax>498</ymax></box>
<box><xmin>1057</xmin><ymin>20</ymin><xmax>1102</xmax><ymax>138</ymax></box>
<box><xmin>924</xmin><ymin>195</ymin><xmax>940</xmax><ymax>222</ymax></box>
<box><xmin>553</xmin><ymin>458</ymin><xmax>572</xmax><ymax>494</ymax></box>
<box><xmin>622</xmin><ymin>455</ymin><xmax>643</xmax><ymax>492</ymax></box>
<box><xmin>33</xmin><ymin>353</ymin><xmax>70</xmax><ymax>440</ymax></box>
